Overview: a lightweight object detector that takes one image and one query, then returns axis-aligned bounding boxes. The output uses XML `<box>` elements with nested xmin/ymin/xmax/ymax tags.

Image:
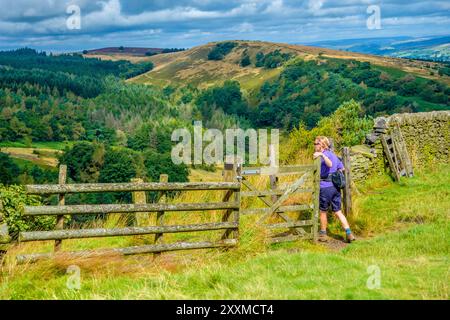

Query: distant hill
<box><xmin>83</xmin><ymin>47</ymin><xmax>186</xmax><ymax>57</ymax></box>
<box><xmin>127</xmin><ymin>40</ymin><xmax>449</xmax><ymax>92</ymax></box>
<box><xmin>80</xmin><ymin>40</ymin><xmax>449</xmax><ymax>129</ymax></box>
<box><xmin>84</xmin><ymin>47</ymin><xmax>164</xmax><ymax>56</ymax></box>
<box><xmin>307</xmin><ymin>35</ymin><xmax>450</xmax><ymax>62</ymax></box>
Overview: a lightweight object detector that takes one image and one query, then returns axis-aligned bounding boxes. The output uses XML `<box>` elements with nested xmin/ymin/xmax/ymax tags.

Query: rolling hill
<box><xmin>126</xmin><ymin>40</ymin><xmax>450</xmax><ymax>92</ymax></box>
<box><xmin>82</xmin><ymin>47</ymin><xmax>185</xmax><ymax>63</ymax></box>
<box><xmin>84</xmin><ymin>47</ymin><xmax>164</xmax><ymax>56</ymax></box>
<box><xmin>308</xmin><ymin>35</ymin><xmax>450</xmax><ymax>62</ymax></box>
<box><xmin>123</xmin><ymin>41</ymin><xmax>450</xmax><ymax>124</ymax></box>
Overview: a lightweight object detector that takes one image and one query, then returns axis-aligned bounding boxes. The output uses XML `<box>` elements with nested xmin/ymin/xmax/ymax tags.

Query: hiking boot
<box><xmin>346</xmin><ymin>233</ymin><xmax>356</xmax><ymax>243</ymax></box>
<box><xmin>318</xmin><ymin>232</ymin><xmax>328</xmax><ymax>242</ymax></box>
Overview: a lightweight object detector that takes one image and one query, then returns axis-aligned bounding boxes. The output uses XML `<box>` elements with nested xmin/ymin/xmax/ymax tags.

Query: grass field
<box><xmin>0</xmin><ymin>164</ymin><xmax>448</xmax><ymax>299</ymax></box>
<box><xmin>0</xmin><ymin>147</ymin><xmax>62</xmax><ymax>168</ymax></box>
<box><xmin>0</xmin><ymin>140</ymin><xmax>74</xmax><ymax>151</ymax></box>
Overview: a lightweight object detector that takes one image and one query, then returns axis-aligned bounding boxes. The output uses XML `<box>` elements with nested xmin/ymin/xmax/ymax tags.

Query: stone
<box><xmin>374</xmin><ymin>117</ymin><xmax>388</xmax><ymax>129</ymax></box>
<box><xmin>365</xmin><ymin>133</ymin><xmax>379</xmax><ymax>145</ymax></box>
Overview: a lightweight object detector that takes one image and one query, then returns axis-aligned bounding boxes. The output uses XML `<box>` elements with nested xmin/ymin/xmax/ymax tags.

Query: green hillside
<box><xmin>1</xmin><ymin>41</ymin><xmax>449</xmax><ymax>187</ymax></box>
<box><xmin>129</xmin><ymin>41</ymin><xmax>449</xmax><ymax>130</ymax></box>
<box><xmin>130</xmin><ymin>40</ymin><xmax>450</xmax><ymax>87</ymax></box>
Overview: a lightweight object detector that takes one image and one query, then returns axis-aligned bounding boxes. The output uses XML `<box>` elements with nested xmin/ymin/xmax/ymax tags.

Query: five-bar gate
<box><xmin>16</xmin><ymin>173</ymin><xmax>241</xmax><ymax>263</ymax></box>
<box><xmin>239</xmin><ymin>159</ymin><xmax>321</xmax><ymax>243</ymax></box>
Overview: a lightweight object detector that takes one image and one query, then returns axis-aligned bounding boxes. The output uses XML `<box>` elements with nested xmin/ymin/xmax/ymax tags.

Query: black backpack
<box><xmin>331</xmin><ymin>171</ymin><xmax>346</xmax><ymax>189</ymax></box>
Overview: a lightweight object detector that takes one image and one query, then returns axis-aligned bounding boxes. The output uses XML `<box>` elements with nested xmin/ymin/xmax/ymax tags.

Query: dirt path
<box><xmin>317</xmin><ymin>232</ymin><xmax>371</xmax><ymax>251</ymax></box>
<box><xmin>319</xmin><ymin>236</ymin><xmax>349</xmax><ymax>251</ymax></box>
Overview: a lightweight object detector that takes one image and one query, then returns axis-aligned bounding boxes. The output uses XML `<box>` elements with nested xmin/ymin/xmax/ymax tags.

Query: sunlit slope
<box><xmin>128</xmin><ymin>40</ymin><xmax>449</xmax><ymax>90</ymax></box>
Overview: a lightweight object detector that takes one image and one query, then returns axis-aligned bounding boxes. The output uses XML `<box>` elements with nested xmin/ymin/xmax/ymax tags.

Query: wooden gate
<box><xmin>239</xmin><ymin>159</ymin><xmax>321</xmax><ymax>243</ymax></box>
<box><xmin>381</xmin><ymin>124</ymin><xmax>414</xmax><ymax>181</ymax></box>
<box><xmin>16</xmin><ymin>168</ymin><xmax>241</xmax><ymax>263</ymax></box>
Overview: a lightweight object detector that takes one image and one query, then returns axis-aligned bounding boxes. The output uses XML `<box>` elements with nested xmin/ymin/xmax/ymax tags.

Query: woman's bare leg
<box><xmin>333</xmin><ymin>210</ymin><xmax>350</xmax><ymax>230</ymax></box>
<box><xmin>320</xmin><ymin>211</ymin><xmax>328</xmax><ymax>232</ymax></box>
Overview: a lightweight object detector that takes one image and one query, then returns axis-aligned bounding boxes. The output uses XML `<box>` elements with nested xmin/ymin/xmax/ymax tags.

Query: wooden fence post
<box><xmin>222</xmin><ymin>159</ymin><xmax>238</xmax><ymax>240</ymax></box>
<box><xmin>234</xmin><ymin>163</ymin><xmax>241</xmax><ymax>241</ymax></box>
<box><xmin>223</xmin><ymin>161</ymin><xmax>235</xmax><ymax>183</ymax></box>
<box><xmin>269</xmin><ymin>144</ymin><xmax>279</xmax><ymax>203</ymax></box>
<box><xmin>312</xmin><ymin>158</ymin><xmax>321</xmax><ymax>242</ymax></box>
<box><xmin>154</xmin><ymin>174</ymin><xmax>168</xmax><ymax>257</ymax></box>
<box><xmin>0</xmin><ymin>200</ymin><xmax>11</xmax><ymax>245</ymax></box>
<box><xmin>54</xmin><ymin>165</ymin><xmax>66</xmax><ymax>252</ymax></box>
<box><xmin>342</xmin><ymin>147</ymin><xmax>352</xmax><ymax>217</ymax></box>
<box><xmin>131</xmin><ymin>178</ymin><xmax>148</xmax><ymax>227</ymax></box>
<box><xmin>0</xmin><ymin>198</ymin><xmax>9</xmax><ymax>261</ymax></box>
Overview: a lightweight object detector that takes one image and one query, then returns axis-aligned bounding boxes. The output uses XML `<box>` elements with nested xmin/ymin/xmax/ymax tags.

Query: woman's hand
<box><xmin>313</xmin><ymin>152</ymin><xmax>323</xmax><ymax>159</ymax></box>
<box><xmin>314</xmin><ymin>152</ymin><xmax>333</xmax><ymax>168</ymax></box>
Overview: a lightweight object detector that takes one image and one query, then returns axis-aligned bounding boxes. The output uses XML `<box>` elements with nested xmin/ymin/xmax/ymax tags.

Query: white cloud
<box><xmin>263</xmin><ymin>0</ymin><xmax>284</xmax><ymax>14</ymax></box>
<box><xmin>0</xmin><ymin>0</ymin><xmax>449</xmax><ymax>50</ymax></box>
<box><xmin>234</xmin><ymin>22</ymin><xmax>254</xmax><ymax>33</ymax></box>
<box><xmin>309</xmin><ymin>0</ymin><xmax>324</xmax><ymax>13</ymax></box>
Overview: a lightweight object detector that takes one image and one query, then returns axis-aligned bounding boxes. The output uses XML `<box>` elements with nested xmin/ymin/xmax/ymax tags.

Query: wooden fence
<box><xmin>15</xmin><ymin>165</ymin><xmax>241</xmax><ymax>263</ymax></box>
<box><xmin>239</xmin><ymin>159</ymin><xmax>321</xmax><ymax>243</ymax></box>
<box><xmin>3</xmin><ymin>155</ymin><xmax>354</xmax><ymax>263</ymax></box>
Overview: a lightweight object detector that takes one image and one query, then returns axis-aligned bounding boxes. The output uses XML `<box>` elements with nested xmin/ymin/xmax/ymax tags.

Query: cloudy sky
<box><xmin>1</xmin><ymin>0</ymin><xmax>449</xmax><ymax>51</ymax></box>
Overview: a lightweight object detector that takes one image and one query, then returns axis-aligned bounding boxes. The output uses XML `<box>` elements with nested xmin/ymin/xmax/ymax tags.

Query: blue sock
<box><xmin>319</xmin><ymin>230</ymin><xmax>327</xmax><ymax>235</ymax></box>
<box><xmin>345</xmin><ymin>228</ymin><xmax>352</xmax><ymax>235</ymax></box>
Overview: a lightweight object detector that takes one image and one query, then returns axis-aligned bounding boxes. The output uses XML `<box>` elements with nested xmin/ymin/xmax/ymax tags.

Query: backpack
<box><xmin>331</xmin><ymin>171</ymin><xmax>346</xmax><ymax>189</ymax></box>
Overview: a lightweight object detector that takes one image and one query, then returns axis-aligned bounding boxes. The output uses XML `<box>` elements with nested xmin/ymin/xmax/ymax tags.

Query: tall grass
<box><xmin>1</xmin><ymin>164</ymin><xmax>448</xmax><ymax>299</ymax></box>
<box><xmin>350</xmin><ymin>164</ymin><xmax>449</xmax><ymax>236</ymax></box>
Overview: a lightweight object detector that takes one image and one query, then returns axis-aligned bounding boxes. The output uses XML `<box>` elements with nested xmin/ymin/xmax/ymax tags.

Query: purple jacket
<box><xmin>320</xmin><ymin>149</ymin><xmax>344</xmax><ymax>188</ymax></box>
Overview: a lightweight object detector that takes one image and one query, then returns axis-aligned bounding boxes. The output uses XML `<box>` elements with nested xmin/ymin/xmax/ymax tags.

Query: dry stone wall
<box><xmin>349</xmin><ymin>111</ymin><xmax>450</xmax><ymax>183</ymax></box>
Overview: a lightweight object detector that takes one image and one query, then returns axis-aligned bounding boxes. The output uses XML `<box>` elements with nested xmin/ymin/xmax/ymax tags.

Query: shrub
<box><xmin>0</xmin><ymin>184</ymin><xmax>56</xmax><ymax>240</ymax></box>
<box><xmin>59</xmin><ymin>142</ymin><xmax>105</xmax><ymax>183</ymax></box>
<box><xmin>196</xmin><ymin>80</ymin><xmax>249</xmax><ymax>118</ymax></box>
<box><xmin>99</xmin><ymin>148</ymin><xmax>139</xmax><ymax>184</ymax></box>
<box><xmin>0</xmin><ymin>152</ymin><xmax>20</xmax><ymax>185</ymax></box>
<box><xmin>143</xmin><ymin>150</ymin><xmax>189</xmax><ymax>183</ymax></box>
<box><xmin>281</xmin><ymin>100</ymin><xmax>372</xmax><ymax>164</ymax></box>
<box><xmin>208</xmin><ymin>42</ymin><xmax>237</xmax><ymax>61</ymax></box>
<box><xmin>241</xmin><ymin>55</ymin><xmax>251</xmax><ymax>67</ymax></box>
<box><xmin>255</xmin><ymin>50</ymin><xmax>292</xmax><ymax>69</ymax></box>
<box><xmin>319</xmin><ymin>99</ymin><xmax>373</xmax><ymax>147</ymax></box>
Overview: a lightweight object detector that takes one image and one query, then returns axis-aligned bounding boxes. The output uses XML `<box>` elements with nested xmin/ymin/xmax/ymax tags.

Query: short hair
<box><xmin>315</xmin><ymin>136</ymin><xmax>330</xmax><ymax>150</ymax></box>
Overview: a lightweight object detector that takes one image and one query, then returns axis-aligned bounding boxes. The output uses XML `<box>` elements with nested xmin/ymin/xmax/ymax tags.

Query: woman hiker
<box><xmin>313</xmin><ymin>136</ymin><xmax>356</xmax><ymax>243</ymax></box>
